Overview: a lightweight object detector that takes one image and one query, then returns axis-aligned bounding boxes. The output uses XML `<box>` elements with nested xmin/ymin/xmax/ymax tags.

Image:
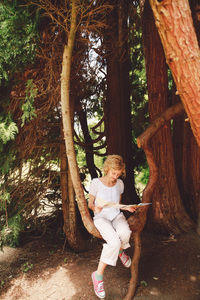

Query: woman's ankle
<box><xmin>95</xmin><ymin>271</ymin><xmax>103</xmax><ymax>281</ymax></box>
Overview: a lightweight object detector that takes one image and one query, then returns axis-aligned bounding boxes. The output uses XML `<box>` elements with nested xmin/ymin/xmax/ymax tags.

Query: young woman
<box><xmin>88</xmin><ymin>155</ymin><xmax>136</xmax><ymax>299</ymax></box>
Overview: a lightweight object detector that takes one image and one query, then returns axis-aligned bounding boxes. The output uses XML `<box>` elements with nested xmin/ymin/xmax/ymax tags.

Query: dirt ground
<box><xmin>0</xmin><ymin>229</ymin><xmax>200</xmax><ymax>300</ymax></box>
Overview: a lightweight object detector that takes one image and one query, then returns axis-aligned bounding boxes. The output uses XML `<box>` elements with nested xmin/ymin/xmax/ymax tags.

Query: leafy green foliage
<box><xmin>21</xmin><ymin>79</ymin><xmax>37</xmax><ymax>126</ymax></box>
<box><xmin>1</xmin><ymin>214</ymin><xmax>23</xmax><ymax>247</ymax></box>
<box><xmin>0</xmin><ymin>146</ymin><xmax>16</xmax><ymax>176</ymax></box>
<box><xmin>0</xmin><ymin>188</ymin><xmax>11</xmax><ymax>211</ymax></box>
<box><xmin>0</xmin><ymin>1</ymin><xmax>38</xmax><ymax>176</ymax></box>
<box><xmin>0</xmin><ymin>1</ymin><xmax>38</xmax><ymax>83</ymax></box>
<box><xmin>136</xmin><ymin>165</ymin><xmax>149</xmax><ymax>185</ymax></box>
<box><xmin>0</xmin><ymin>113</ymin><xmax>18</xmax><ymax>175</ymax></box>
<box><xmin>0</xmin><ymin>113</ymin><xmax>18</xmax><ymax>145</ymax></box>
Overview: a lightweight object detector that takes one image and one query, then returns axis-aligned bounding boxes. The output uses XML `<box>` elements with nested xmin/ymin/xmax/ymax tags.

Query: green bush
<box><xmin>135</xmin><ymin>165</ymin><xmax>149</xmax><ymax>186</ymax></box>
<box><xmin>140</xmin><ymin>167</ymin><xmax>149</xmax><ymax>185</ymax></box>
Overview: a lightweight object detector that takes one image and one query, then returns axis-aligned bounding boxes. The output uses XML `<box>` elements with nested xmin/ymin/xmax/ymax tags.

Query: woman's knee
<box><xmin>119</xmin><ymin>228</ymin><xmax>132</xmax><ymax>243</ymax></box>
<box><xmin>109</xmin><ymin>236</ymin><xmax>121</xmax><ymax>249</ymax></box>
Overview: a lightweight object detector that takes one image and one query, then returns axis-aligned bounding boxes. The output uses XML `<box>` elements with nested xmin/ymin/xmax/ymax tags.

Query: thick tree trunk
<box><xmin>60</xmin><ymin>0</ymin><xmax>100</xmax><ymax>239</ymax></box>
<box><xmin>182</xmin><ymin>123</ymin><xmax>200</xmax><ymax>221</ymax></box>
<box><xmin>60</xmin><ymin>141</ymin><xmax>69</xmax><ymax>239</ymax></box>
<box><xmin>104</xmin><ymin>0</ymin><xmax>139</xmax><ymax>204</ymax></box>
<box><xmin>150</xmin><ymin>0</ymin><xmax>200</xmax><ymax>148</ymax></box>
<box><xmin>173</xmin><ymin>107</ymin><xmax>200</xmax><ymax>227</ymax></box>
<box><xmin>142</xmin><ymin>0</ymin><xmax>194</xmax><ymax>234</ymax></box>
<box><xmin>173</xmin><ymin>1</ymin><xmax>200</xmax><ymax>230</ymax></box>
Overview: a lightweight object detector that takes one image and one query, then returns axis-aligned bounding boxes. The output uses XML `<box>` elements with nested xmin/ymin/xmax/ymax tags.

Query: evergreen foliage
<box><xmin>21</xmin><ymin>79</ymin><xmax>37</xmax><ymax>126</ymax></box>
<box><xmin>0</xmin><ymin>113</ymin><xmax>18</xmax><ymax>176</ymax></box>
<box><xmin>0</xmin><ymin>113</ymin><xmax>18</xmax><ymax>145</ymax></box>
<box><xmin>1</xmin><ymin>214</ymin><xmax>23</xmax><ymax>247</ymax></box>
<box><xmin>0</xmin><ymin>0</ymin><xmax>38</xmax><ymax>83</ymax></box>
<box><xmin>0</xmin><ymin>1</ymin><xmax>40</xmax><ymax>247</ymax></box>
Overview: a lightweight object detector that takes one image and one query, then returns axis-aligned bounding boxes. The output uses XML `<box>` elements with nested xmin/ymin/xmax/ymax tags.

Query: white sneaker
<box><xmin>119</xmin><ymin>251</ymin><xmax>131</xmax><ymax>268</ymax></box>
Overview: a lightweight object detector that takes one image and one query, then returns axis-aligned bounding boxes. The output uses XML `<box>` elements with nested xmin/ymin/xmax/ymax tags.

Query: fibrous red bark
<box><xmin>150</xmin><ymin>0</ymin><xmax>200</xmax><ymax>147</ymax></box>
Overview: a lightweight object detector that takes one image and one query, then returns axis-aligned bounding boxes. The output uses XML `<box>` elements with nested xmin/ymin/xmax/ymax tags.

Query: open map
<box><xmin>96</xmin><ymin>198</ymin><xmax>151</xmax><ymax>209</ymax></box>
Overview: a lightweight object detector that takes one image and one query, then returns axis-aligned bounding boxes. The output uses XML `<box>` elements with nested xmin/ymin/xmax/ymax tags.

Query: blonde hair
<box><xmin>103</xmin><ymin>155</ymin><xmax>126</xmax><ymax>177</ymax></box>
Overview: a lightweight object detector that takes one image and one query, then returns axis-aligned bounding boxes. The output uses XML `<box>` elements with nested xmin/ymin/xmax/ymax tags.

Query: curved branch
<box><xmin>74</xmin><ymin>129</ymin><xmax>105</xmax><ymax>148</ymax></box>
<box><xmin>91</xmin><ymin>116</ymin><xmax>105</xmax><ymax>134</ymax></box>
<box><xmin>93</xmin><ymin>142</ymin><xmax>107</xmax><ymax>151</ymax></box>
<box><xmin>125</xmin><ymin>102</ymin><xmax>184</xmax><ymax>300</ymax></box>
<box><xmin>93</xmin><ymin>151</ymin><xmax>107</xmax><ymax>157</ymax></box>
<box><xmin>137</xmin><ymin>102</ymin><xmax>184</xmax><ymax>148</ymax></box>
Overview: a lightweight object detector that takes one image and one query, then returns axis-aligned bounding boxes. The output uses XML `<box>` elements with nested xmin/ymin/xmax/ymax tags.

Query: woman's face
<box><xmin>107</xmin><ymin>168</ymin><xmax>122</xmax><ymax>182</ymax></box>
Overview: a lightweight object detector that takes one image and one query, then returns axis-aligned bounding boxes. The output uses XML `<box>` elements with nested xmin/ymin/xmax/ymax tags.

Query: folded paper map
<box><xmin>96</xmin><ymin>198</ymin><xmax>151</xmax><ymax>209</ymax></box>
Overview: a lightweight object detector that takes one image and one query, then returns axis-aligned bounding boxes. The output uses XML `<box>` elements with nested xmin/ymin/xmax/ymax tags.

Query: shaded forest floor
<box><xmin>0</xmin><ymin>229</ymin><xmax>200</xmax><ymax>300</ymax></box>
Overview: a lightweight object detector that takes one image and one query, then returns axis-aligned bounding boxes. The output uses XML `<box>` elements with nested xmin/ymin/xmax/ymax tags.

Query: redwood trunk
<box><xmin>182</xmin><ymin>122</ymin><xmax>200</xmax><ymax>221</ymax></box>
<box><xmin>105</xmin><ymin>0</ymin><xmax>139</xmax><ymax>204</ymax></box>
<box><xmin>172</xmin><ymin>1</ymin><xmax>200</xmax><ymax>228</ymax></box>
<box><xmin>150</xmin><ymin>0</ymin><xmax>200</xmax><ymax>148</ymax></box>
<box><xmin>142</xmin><ymin>0</ymin><xmax>194</xmax><ymax>233</ymax></box>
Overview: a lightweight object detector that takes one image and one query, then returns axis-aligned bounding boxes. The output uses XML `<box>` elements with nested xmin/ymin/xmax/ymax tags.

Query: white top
<box><xmin>89</xmin><ymin>178</ymin><xmax>124</xmax><ymax>221</ymax></box>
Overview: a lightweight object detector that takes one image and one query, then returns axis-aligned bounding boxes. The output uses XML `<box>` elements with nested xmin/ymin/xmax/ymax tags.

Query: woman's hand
<box><xmin>94</xmin><ymin>206</ymin><xmax>103</xmax><ymax>214</ymax></box>
<box><xmin>125</xmin><ymin>206</ymin><xmax>137</xmax><ymax>213</ymax></box>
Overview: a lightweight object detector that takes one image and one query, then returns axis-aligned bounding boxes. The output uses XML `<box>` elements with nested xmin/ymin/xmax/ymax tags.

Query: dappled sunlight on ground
<box><xmin>0</xmin><ymin>247</ymin><xmax>21</xmax><ymax>264</ymax></box>
<box><xmin>1</xmin><ymin>267</ymin><xmax>76</xmax><ymax>300</ymax></box>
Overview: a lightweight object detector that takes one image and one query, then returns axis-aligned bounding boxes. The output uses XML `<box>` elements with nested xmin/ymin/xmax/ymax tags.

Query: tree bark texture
<box><xmin>171</xmin><ymin>83</ymin><xmax>185</xmax><ymax>194</ymax></box>
<box><xmin>142</xmin><ymin>0</ymin><xmax>194</xmax><ymax>234</ymax></box>
<box><xmin>172</xmin><ymin>1</ymin><xmax>200</xmax><ymax>229</ymax></box>
<box><xmin>172</xmin><ymin>85</ymin><xmax>200</xmax><ymax>225</ymax></box>
<box><xmin>104</xmin><ymin>0</ymin><xmax>139</xmax><ymax>204</ymax></box>
<box><xmin>150</xmin><ymin>0</ymin><xmax>200</xmax><ymax>148</ymax></box>
<box><xmin>182</xmin><ymin>123</ymin><xmax>200</xmax><ymax>221</ymax></box>
<box><xmin>60</xmin><ymin>145</ymin><xmax>77</xmax><ymax>248</ymax></box>
<box><xmin>60</xmin><ymin>141</ymin><xmax>69</xmax><ymax>240</ymax></box>
<box><xmin>188</xmin><ymin>0</ymin><xmax>200</xmax><ymax>232</ymax></box>
<box><xmin>60</xmin><ymin>0</ymin><xmax>100</xmax><ymax>239</ymax></box>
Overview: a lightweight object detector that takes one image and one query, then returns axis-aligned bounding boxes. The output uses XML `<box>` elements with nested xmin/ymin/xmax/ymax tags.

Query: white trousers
<box><xmin>94</xmin><ymin>213</ymin><xmax>132</xmax><ymax>266</ymax></box>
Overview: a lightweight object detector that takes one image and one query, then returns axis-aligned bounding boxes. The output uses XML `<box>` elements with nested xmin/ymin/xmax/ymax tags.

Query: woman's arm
<box><xmin>88</xmin><ymin>194</ymin><xmax>95</xmax><ymax>211</ymax></box>
<box><xmin>88</xmin><ymin>194</ymin><xmax>103</xmax><ymax>214</ymax></box>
